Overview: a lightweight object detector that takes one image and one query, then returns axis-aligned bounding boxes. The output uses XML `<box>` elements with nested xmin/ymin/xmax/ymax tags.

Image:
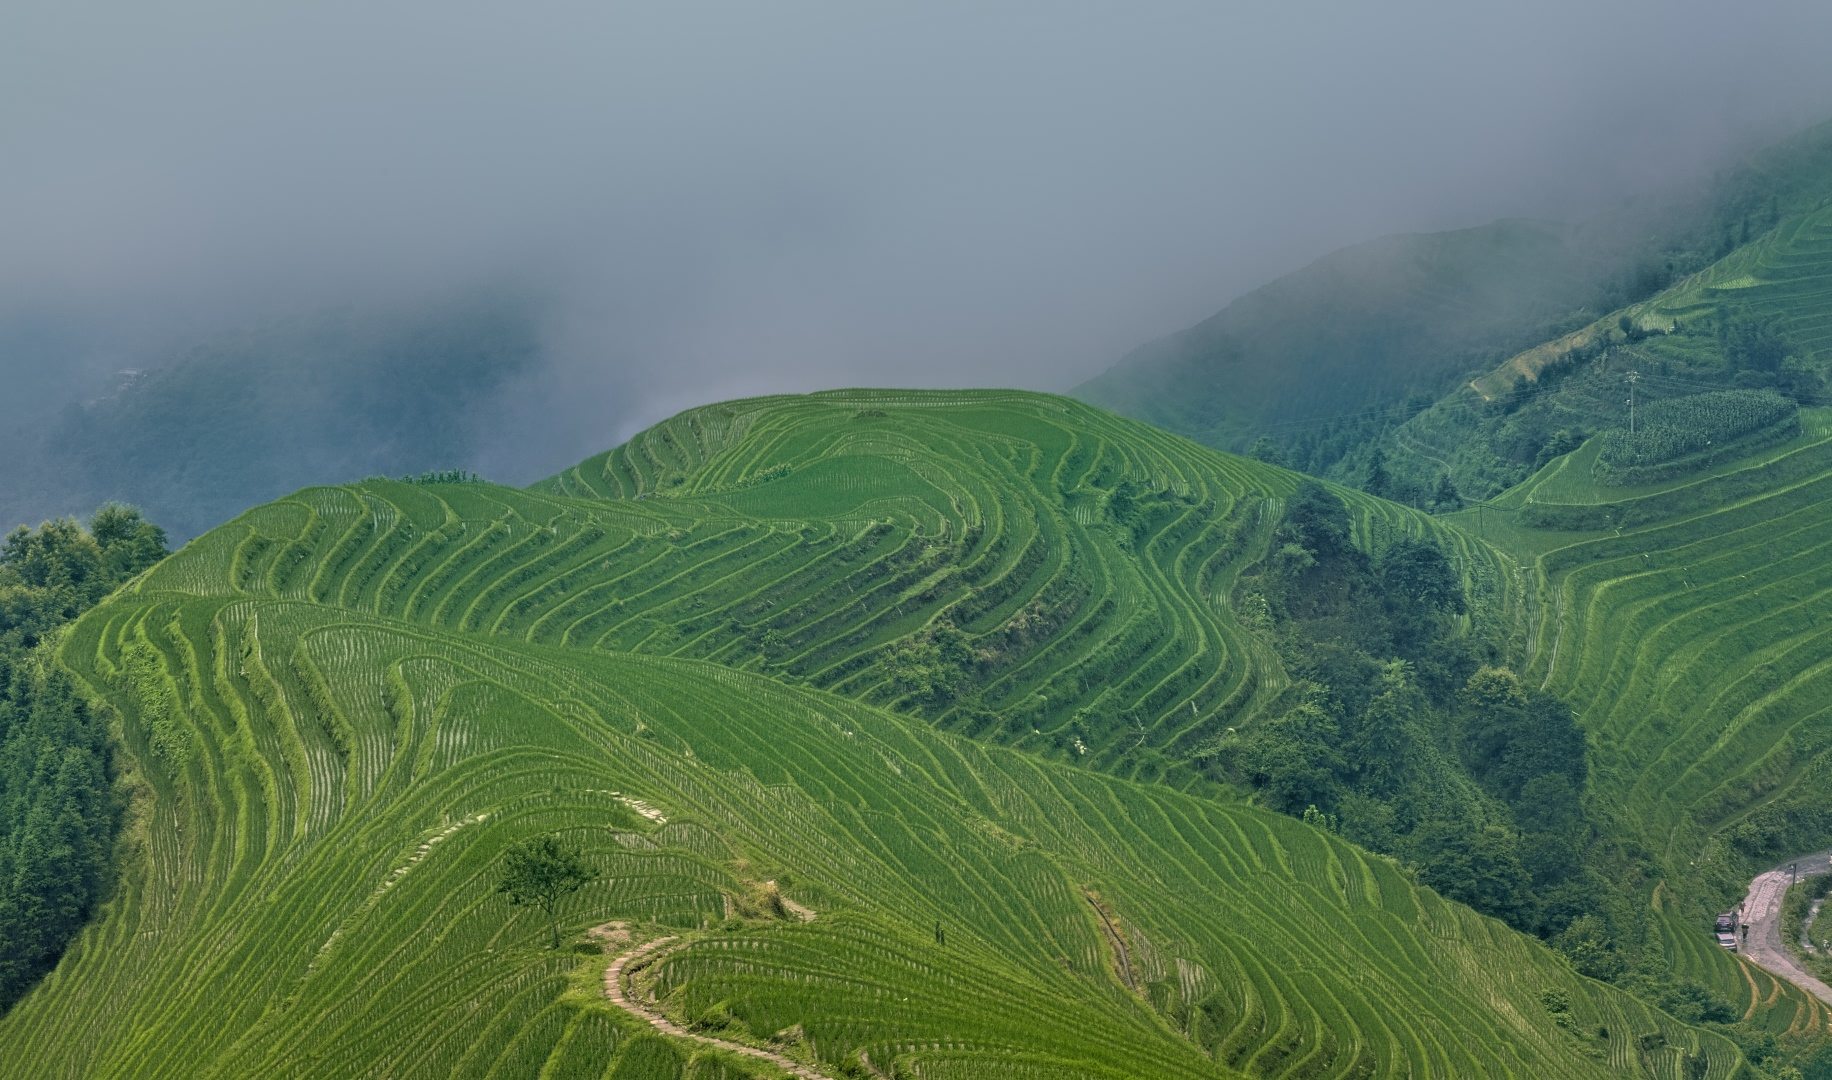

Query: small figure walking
<box><xmin>934</xmin><ymin>920</ymin><xmax>945</xmax><ymax>946</ymax></box>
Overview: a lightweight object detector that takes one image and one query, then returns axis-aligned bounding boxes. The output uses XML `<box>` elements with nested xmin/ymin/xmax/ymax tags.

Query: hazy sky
<box><xmin>8</xmin><ymin>0</ymin><xmax>1832</xmax><ymax>472</ymax></box>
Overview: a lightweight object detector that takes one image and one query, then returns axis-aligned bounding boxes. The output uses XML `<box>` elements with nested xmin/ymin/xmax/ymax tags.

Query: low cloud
<box><xmin>6</xmin><ymin>0</ymin><xmax>1832</xmax><ymax>484</ymax></box>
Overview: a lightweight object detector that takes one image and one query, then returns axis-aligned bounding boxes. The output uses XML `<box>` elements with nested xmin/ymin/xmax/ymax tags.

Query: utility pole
<box><xmin>1465</xmin><ymin>498</ymin><xmax>1511</xmax><ymax>540</ymax></box>
<box><xmin>1626</xmin><ymin>371</ymin><xmax>1641</xmax><ymax>434</ymax></box>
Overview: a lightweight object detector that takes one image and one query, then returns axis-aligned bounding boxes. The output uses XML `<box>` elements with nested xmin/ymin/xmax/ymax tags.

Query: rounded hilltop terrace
<box><xmin>0</xmin><ymin>390</ymin><xmax>1775</xmax><ymax>1078</ymax></box>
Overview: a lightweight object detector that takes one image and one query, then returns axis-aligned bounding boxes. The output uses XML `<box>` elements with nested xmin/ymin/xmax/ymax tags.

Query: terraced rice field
<box><xmin>1427</xmin><ymin>199</ymin><xmax>1832</xmax><ymax>903</ymax></box>
<box><xmin>1640</xmin><ymin>203</ymin><xmax>1832</xmax><ymax>361</ymax></box>
<box><xmin>1486</xmin><ymin>425</ymin><xmax>1832</xmax><ymax>880</ymax></box>
<box><xmin>0</xmin><ymin>598</ymin><xmax>1745</xmax><ymax>1077</ymax></box>
<box><xmin>1400</xmin><ymin>188</ymin><xmax>1832</xmax><ymax>934</ymax></box>
<box><xmin>1468</xmin><ymin>202</ymin><xmax>1832</xmax><ymax>402</ymax></box>
<box><xmin>0</xmin><ymin>391</ymin><xmax>1749</xmax><ymax>1077</ymax></box>
<box><xmin>146</xmin><ymin>391</ymin><xmax>1518</xmax><ymax>782</ymax></box>
<box><xmin>1427</xmin><ymin>415</ymin><xmax>1832</xmax><ymax>1025</ymax></box>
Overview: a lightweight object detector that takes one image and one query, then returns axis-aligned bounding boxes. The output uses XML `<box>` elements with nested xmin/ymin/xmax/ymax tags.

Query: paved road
<box><xmin>1737</xmin><ymin>849</ymin><xmax>1832</xmax><ymax>1007</ymax></box>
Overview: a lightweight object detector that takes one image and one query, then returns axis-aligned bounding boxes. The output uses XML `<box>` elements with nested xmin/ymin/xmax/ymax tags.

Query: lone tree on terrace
<box><xmin>496</xmin><ymin>835</ymin><xmax>596</xmax><ymax>948</ymax></box>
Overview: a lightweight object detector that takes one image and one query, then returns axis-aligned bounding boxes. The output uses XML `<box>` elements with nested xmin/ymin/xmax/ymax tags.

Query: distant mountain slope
<box><xmin>1081</xmin><ymin>118</ymin><xmax>1832</xmax><ymax>497</ymax></box>
<box><xmin>1075</xmin><ymin>219</ymin><xmax>1618</xmax><ymax>457</ymax></box>
<box><xmin>0</xmin><ymin>469</ymin><xmax>1750</xmax><ymax>1077</ymax></box>
<box><xmin>1472</xmin><ymin>200</ymin><xmax>1832</xmax><ymax>402</ymax></box>
<box><xmin>0</xmin><ymin>297</ymin><xmax>543</xmax><ymax>539</ymax></box>
<box><xmin>1475</xmin><ymin>120</ymin><xmax>1832</xmax><ymax>402</ymax></box>
<box><xmin>1365</xmin><ymin>121</ymin><xmax>1832</xmax><ymax>500</ymax></box>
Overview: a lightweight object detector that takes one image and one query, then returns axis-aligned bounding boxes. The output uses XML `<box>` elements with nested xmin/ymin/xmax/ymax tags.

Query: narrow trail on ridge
<box><xmin>603</xmin><ymin>935</ymin><xmax>837</xmax><ymax>1080</ymax></box>
<box><xmin>1735</xmin><ymin>849</ymin><xmax>1832</xmax><ymax>1007</ymax></box>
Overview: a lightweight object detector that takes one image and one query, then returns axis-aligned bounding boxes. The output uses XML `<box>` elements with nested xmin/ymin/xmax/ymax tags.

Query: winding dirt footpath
<box><xmin>1737</xmin><ymin>849</ymin><xmax>1832</xmax><ymax>1007</ymax></box>
<box><xmin>603</xmin><ymin>935</ymin><xmax>834</xmax><ymax>1080</ymax></box>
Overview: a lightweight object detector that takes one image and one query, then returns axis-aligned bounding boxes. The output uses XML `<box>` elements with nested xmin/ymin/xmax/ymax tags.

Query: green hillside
<box><xmin>1341</xmin><ymin>399</ymin><xmax>1832</xmax><ymax>1059</ymax></box>
<box><xmin>1384</xmin><ymin>123</ymin><xmax>1832</xmax><ymax>502</ymax></box>
<box><xmin>530</xmin><ymin>392</ymin><xmax>1520</xmax><ymax>779</ymax></box>
<box><xmin>1354</xmin><ymin>129</ymin><xmax>1832</xmax><ymax>924</ymax></box>
<box><xmin>4</xmin><ymin>614</ymin><xmax>1752</xmax><ymax>1079</ymax></box>
<box><xmin>1075</xmin><ymin>112</ymin><xmax>1832</xmax><ymax>1041</ymax></box>
<box><xmin>1078</xmin><ymin>118</ymin><xmax>1832</xmax><ymax>507</ymax></box>
<box><xmin>0</xmin><ymin>390</ymin><xmax>1769</xmax><ymax>1077</ymax></box>
<box><xmin>1465</xmin><ymin>412</ymin><xmax>1832</xmax><ymax>899</ymax></box>
<box><xmin>1074</xmin><ymin>219</ymin><xmax>1626</xmax><ymax>462</ymax></box>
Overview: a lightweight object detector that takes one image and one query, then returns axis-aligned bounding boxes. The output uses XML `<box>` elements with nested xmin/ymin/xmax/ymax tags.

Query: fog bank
<box><xmin>6</xmin><ymin>0</ymin><xmax>1832</xmax><ymax>488</ymax></box>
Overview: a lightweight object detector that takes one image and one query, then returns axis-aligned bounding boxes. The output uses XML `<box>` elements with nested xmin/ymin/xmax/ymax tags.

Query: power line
<box><xmin>1248</xmin><ymin>375</ymin><xmax>1579</xmax><ymax>436</ymax></box>
<box><xmin>1238</xmin><ymin>359</ymin><xmax>1823</xmax><ymax>446</ymax></box>
<box><xmin>1637</xmin><ymin>371</ymin><xmax>1832</xmax><ymax>406</ymax></box>
<box><xmin>1250</xmin><ymin>399</ymin><xmax>1444</xmax><ymax>432</ymax></box>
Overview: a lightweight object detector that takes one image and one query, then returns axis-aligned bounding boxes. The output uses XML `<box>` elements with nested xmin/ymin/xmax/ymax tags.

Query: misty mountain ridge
<box><xmin>0</xmin><ymin>296</ymin><xmax>547</xmax><ymax>539</ymax></box>
<box><xmin>1077</xmin><ymin>116</ymin><xmax>1832</xmax><ymax>484</ymax></box>
<box><xmin>1076</xmin><ymin>216</ymin><xmax>1620</xmax><ymax>445</ymax></box>
<box><xmin>9</xmin><ymin>119</ymin><xmax>1832</xmax><ymax>549</ymax></box>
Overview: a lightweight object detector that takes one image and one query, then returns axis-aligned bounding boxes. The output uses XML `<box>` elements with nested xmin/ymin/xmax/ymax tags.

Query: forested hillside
<box><xmin>1081</xmin><ymin>118</ymin><xmax>1832</xmax><ymax>505</ymax></box>
<box><xmin>1354</xmin><ymin>120</ymin><xmax>1832</xmax><ymax>502</ymax></box>
<box><xmin>1075</xmin><ymin>218</ymin><xmax>1629</xmax><ymax>463</ymax></box>
<box><xmin>0</xmin><ymin>507</ymin><xmax>166</xmax><ymax>1009</ymax></box>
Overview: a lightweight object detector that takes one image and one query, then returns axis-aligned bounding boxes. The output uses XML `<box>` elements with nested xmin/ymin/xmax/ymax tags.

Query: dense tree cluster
<box><xmin>1718</xmin><ymin>310</ymin><xmax>1794</xmax><ymax>376</ymax></box>
<box><xmin>1220</xmin><ymin>484</ymin><xmax>1611</xmax><ymax>946</ymax></box>
<box><xmin>0</xmin><ymin>506</ymin><xmax>166</xmax><ymax>1011</ymax></box>
<box><xmin>1218</xmin><ymin>484</ymin><xmax>1823</xmax><ymax>1047</ymax></box>
<box><xmin>886</xmin><ymin>622</ymin><xmax>975</xmax><ymax>706</ymax></box>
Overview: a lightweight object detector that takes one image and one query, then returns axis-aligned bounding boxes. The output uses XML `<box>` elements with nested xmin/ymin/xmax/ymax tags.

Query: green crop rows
<box><xmin>1423</xmin><ymin>398</ymin><xmax>1832</xmax><ymax>1024</ymax></box>
<box><xmin>0</xmin><ymin>597</ymin><xmax>1743</xmax><ymax>1077</ymax></box>
<box><xmin>1515</xmin><ymin>427</ymin><xmax>1832</xmax><ymax>874</ymax></box>
<box><xmin>1640</xmin><ymin>204</ymin><xmax>1832</xmax><ymax>363</ymax></box>
<box><xmin>136</xmin><ymin>391</ymin><xmax>1517</xmax><ymax>782</ymax></box>
<box><xmin>1592</xmin><ymin>390</ymin><xmax>1798</xmax><ymax>486</ymax></box>
<box><xmin>0</xmin><ymin>390</ymin><xmax>1754</xmax><ymax>1077</ymax></box>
